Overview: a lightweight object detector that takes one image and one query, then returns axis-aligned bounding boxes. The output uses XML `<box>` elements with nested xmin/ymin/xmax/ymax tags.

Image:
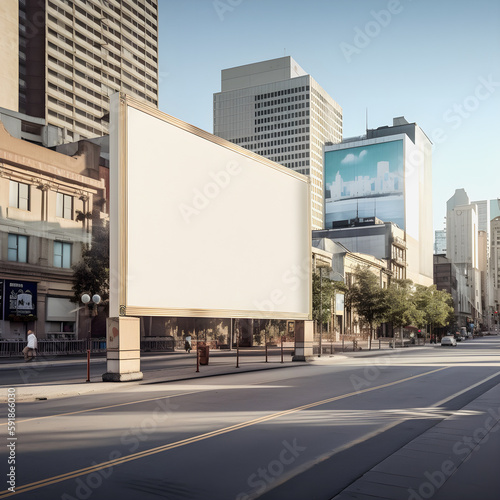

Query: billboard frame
<box><xmin>109</xmin><ymin>93</ymin><xmax>312</xmax><ymax>320</ymax></box>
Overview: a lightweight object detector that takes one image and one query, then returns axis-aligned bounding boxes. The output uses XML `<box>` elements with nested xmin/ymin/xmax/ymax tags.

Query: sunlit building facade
<box><xmin>324</xmin><ymin>117</ymin><xmax>433</xmax><ymax>286</ymax></box>
<box><xmin>2</xmin><ymin>0</ymin><xmax>158</xmax><ymax>145</ymax></box>
<box><xmin>214</xmin><ymin>56</ymin><xmax>343</xmax><ymax>230</ymax></box>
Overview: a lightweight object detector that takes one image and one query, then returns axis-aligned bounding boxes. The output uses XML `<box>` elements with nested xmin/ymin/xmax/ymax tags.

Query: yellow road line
<box><xmin>257</xmin><ymin>369</ymin><xmax>500</xmax><ymax>496</ymax></box>
<box><xmin>0</xmin><ymin>366</ymin><xmax>448</xmax><ymax>498</ymax></box>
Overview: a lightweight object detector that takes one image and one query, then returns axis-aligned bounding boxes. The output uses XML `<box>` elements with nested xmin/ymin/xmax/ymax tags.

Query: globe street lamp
<box><xmin>81</xmin><ymin>293</ymin><xmax>101</xmax><ymax>382</ymax></box>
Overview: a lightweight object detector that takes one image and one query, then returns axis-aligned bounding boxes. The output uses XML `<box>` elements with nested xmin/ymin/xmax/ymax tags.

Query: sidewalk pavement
<box><xmin>0</xmin><ymin>350</ymin><xmax>306</xmax><ymax>402</ymax></box>
<box><xmin>0</xmin><ymin>344</ymin><xmax>436</xmax><ymax>402</ymax></box>
<box><xmin>332</xmin><ymin>382</ymin><xmax>500</xmax><ymax>500</ymax></box>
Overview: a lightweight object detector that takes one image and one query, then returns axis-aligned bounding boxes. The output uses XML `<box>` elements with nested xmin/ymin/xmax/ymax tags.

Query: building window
<box><xmin>9</xmin><ymin>181</ymin><xmax>30</xmax><ymax>210</ymax></box>
<box><xmin>8</xmin><ymin>234</ymin><xmax>28</xmax><ymax>263</ymax></box>
<box><xmin>54</xmin><ymin>241</ymin><xmax>72</xmax><ymax>268</ymax></box>
<box><xmin>56</xmin><ymin>193</ymin><xmax>73</xmax><ymax>219</ymax></box>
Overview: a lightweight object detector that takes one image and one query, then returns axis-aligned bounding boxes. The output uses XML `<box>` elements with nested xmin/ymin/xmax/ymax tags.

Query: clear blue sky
<box><xmin>157</xmin><ymin>0</ymin><xmax>500</xmax><ymax>231</ymax></box>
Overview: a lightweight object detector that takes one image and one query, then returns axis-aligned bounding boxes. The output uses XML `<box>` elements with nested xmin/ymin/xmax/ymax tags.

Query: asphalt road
<box><xmin>1</xmin><ymin>337</ymin><xmax>500</xmax><ymax>500</ymax></box>
<box><xmin>0</xmin><ymin>348</ymin><xmax>293</xmax><ymax>386</ymax></box>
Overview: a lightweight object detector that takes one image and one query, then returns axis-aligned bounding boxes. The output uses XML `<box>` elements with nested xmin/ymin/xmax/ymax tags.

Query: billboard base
<box><xmin>292</xmin><ymin>320</ymin><xmax>314</xmax><ymax>361</ymax></box>
<box><xmin>102</xmin><ymin>316</ymin><xmax>143</xmax><ymax>382</ymax></box>
<box><xmin>102</xmin><ymin>371</ymin><xmax>143</xmax><ymax>382</ymax></box>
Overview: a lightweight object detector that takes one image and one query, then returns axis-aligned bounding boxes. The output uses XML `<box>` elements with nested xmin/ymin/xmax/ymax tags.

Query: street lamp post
<box><xmin>81</xmin><ymin>293</ymin><xmax>101</xmax><ymax>382</ymax></box>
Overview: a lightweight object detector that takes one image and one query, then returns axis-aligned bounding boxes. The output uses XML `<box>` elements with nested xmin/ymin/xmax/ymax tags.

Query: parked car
<box><xmin>441</xmin><ymin>335</ymin><xmax>457</xmax><ymax>347</ymax></box>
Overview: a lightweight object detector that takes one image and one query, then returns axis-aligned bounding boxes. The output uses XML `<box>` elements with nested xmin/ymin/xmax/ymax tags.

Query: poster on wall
<box><xmin>5</xmin><ymin>280</ymin><xmax>37</xmax><ymax>321</ymax></box>
<box><xmin>324</xmin><ymin>140</ymin><xmax>405</xmax><ymax>229</ymax></box>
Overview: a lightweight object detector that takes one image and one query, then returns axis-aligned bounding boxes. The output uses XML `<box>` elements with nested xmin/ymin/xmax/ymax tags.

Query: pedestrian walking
<box><xmin>23</xmin><ymin>330</ymin><xmax>37</xmax><ymax>362</ymax></box>
<box><xmin>184</xmin><ymin>335</ymin><xmax>192</xmax><ymax>353</ymax></box>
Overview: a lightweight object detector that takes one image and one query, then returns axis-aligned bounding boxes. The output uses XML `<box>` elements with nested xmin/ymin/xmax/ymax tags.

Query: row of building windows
<box><xmin>256</xmin><ymin>110</ymin><xmax>309</xmax><ymax>125</ymax></box>
<box><xmin>122</xmin><ymin>0</ymin><xmax>157</xmax><ymax>27</ymax></box>
<box><xmin>235</xmin><ymin>142</ymin><xmax>309</xmax><ymax>156</ymax></box>
<box><xmin>255</xmin><ymin>94</ymin><xmax>308</xmax><ymax>108</ymax></box>
<box><xmin>255</xmin><ymin>151</ymin><xmax>309</xmax><ymax>160</ymax></box>
<box><xmin>310</xmin><ymin>87</ymin><xmax>342</xmax><ymax>121</ymax></box>
<box><xmin>255</xmin><ymin>87</ymin><xmax>309</xmax><ymax>100</ymax></box>
<box><xmin>234</xmin><ymin>132</ymin><xmax>309</xmax><ymax>144</ymax></box>
<box><xmin>8</xmin><ymin>234</ymin><xmax>72</xmax><ymax>269</ymax></box>
<box><xmin>74</xmin><ymin>82</ymin><xmax>109</xmax><ymax>107</ymax></box>
<box><xmin>55</xmin><ymin>17</ymin><xmax>158</xmax><ymax>68</ymax></box>
<box><xmin>256</xmin><ymin>102</ymin><xmax>309</xmax><ymax>116</ymax></box>
<box><xmin>256</xmin><ymin>119</ymin><xmax>310</xmax><ymax>133</ymax></box>
<box><xmin>65</xmin><ymin>0</ymin><xmax>157</xmax><ymax>42</ymax></box>
<box><xmin>10</xmin><ymin>181</ymin><xmax>75</xmax><ymax>221</ymax></box>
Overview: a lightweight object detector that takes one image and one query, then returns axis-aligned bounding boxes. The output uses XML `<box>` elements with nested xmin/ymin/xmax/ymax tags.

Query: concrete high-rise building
<box><xmin>324</xmin><ymin>117</ymin><xmax>433</xmax><ymax>286</ymax></box>
<box><xmin>2</xmin><ymin>0</ymin><xmax>158</xmax><ymax>144</ymax></box>
<box><xmin>491</xmin><ymin>216</ymin><xmax>500</xmax><ymax>326</ymax></box>
<box><xmin>472</xmin><ymin>199</ymin><xmax>495</xmax><ymax>328</ymax></box>
<box><xmin>0</xmin><ymin>0</ymin><xmax>19</xmax><ymax>112</ymax></box>
<box><xmin>446</xmin><ymin>189</ymin><xmax>482</xmax><ymax>328</ymax></box>
<box><xmin>213</xmin><ymin>56</ymin><xmax>343</xmax><ymax>230</ymax></box>
<box><xmin>472</xmin><ymin>199</ymin><xmax>491</xmax><ymax>233</ymax></box>
<box><xmin>491</xmin><ymin>199</ymin><xmax>500</xmax><ymax>220</ymax></box>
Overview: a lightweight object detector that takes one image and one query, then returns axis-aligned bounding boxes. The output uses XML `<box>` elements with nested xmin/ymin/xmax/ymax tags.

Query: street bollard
<box><xmin>86</xmin><ymin>350</ymin><xmax>90</xmax><ymax>382</ymax></box>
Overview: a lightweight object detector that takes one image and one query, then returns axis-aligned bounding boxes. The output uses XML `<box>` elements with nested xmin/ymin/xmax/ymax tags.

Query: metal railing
<box><xmin>0</xmin><ymin>336</ymin><xmax>175</xmax><ymax>357</ymax></box>
<box><xmin>0</xmin><ymin>339</ymin><xmax>107</xmax><ymax>357</ymax></box>
<box><xmin>140</xmin><ymin>337</ymin><xmax>175</xmax><ymax>352</ymax></box>
<box><xmin>314</xmin><ymin>336</ymin><xmax>426</xmax><ymax>354</ymax></box>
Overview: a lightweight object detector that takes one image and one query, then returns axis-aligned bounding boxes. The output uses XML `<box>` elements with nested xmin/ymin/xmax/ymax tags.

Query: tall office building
<box><xmin>213</xmin><ymin>56</ymin><xmax>343</xmax><ymax>230</ymax></box>
<box><xmin>446</xmin><ymin>189</ymin><xmax>482</xmax><ymax>326</ymax></box>
<box><xmin>472</xmin><ymin>199</ymin><xmax>494</xmax><ymax>327</ymax></box>
<box><xmin>3</xmin><ymin>0</ymin><xmax>158</xmax><ymax>144</ymax></box>
<box><xmin>472</xmin><ymin>199</ymin><xmax>491</xmax><ymax>233</ymax></box>
<box><xmin>491</xmin><ymin>216</ymin><xmax>500</xmax><ymax>324</ymax></box>
<box><xmin>323</xmin><ymin>117</ymin><xmax>434</xmax><ymax>286</ymax></box>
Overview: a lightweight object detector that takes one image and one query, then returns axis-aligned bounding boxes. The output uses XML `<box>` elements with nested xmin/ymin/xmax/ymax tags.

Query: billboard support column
<box><xmin>102</xmin><ymin>317</ymin><xmax>143</xmax><ymax>382</ymax></box>
<box><xmin>292</xmin><ymin>320</ymin><xmax>314</xmax><ymax>361</ymax></box>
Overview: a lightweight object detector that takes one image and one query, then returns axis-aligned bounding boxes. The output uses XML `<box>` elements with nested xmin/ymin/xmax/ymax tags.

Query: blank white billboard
<box><xmin>109</xmin><ymin>94</ymin><xmax>311</xmax><ymax>319</ymax></box>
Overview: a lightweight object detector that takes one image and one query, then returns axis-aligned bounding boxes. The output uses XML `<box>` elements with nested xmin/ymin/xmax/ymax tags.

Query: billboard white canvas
<box><xmin>109</xmin><ymin>94</ymin><xmax>311</xmax><ymax>319</ymax></box>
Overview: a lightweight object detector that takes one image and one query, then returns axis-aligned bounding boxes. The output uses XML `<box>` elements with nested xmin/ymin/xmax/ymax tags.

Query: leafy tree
<box><xmin>414</xmin><ymin>285</ymin><xmax>454</xmax><ymax>339</ymax></box>
<box><xmin>348</xmin><ymin>267</ymin><xmax>386</xmax><ymax>349</ymax></box>
<box><xmin>312</xmin><ymin>270</ymin><xmax>333</xmax><ymax>326</ymax></box>
<box><xmin>384</xmin><ymin>279</ymin><xmax>423</xmax><ymax>341</ymax></box>
<box><xmin>312</xmin><ymin>270</ymin><xmax>347</xmax><ymax>328</ymax></box>
<box><xmin>71</xmin><ymin>222</ymin><xmax>109</xmax><ymax>311</ymax></box>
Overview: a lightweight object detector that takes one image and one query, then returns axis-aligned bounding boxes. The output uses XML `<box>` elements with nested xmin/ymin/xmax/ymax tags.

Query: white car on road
<box><xmin>441</xmin><ymin>335</ymin><xmax>457</xmax><ymax>346</ymax></box>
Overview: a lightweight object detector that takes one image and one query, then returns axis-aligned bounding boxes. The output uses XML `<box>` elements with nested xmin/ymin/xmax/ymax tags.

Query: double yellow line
<box><xmin>0</xmin><ymin>366</ymin><xmax>448</xmax><ymax>498</ymax></box>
